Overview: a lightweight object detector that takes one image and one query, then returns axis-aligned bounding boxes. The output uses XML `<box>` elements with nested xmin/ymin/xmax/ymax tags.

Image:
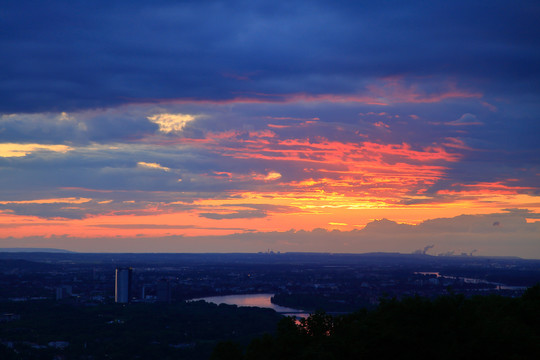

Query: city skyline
<box><xmin>1</xmin><ymin>1</ymin><xmax>539</xmax><ymax>257</ymax></box>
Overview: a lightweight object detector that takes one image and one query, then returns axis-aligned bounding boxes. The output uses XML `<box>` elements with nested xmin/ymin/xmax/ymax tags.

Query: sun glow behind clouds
<box><xmin>1</xmin><ymin>1</ymin><xmax>539</xmax><ymax>255</ymax></box>
<box><xmin>1</xmin><ymin>100</ymin><xmax>537</xmax><ymax>246</ymax></box>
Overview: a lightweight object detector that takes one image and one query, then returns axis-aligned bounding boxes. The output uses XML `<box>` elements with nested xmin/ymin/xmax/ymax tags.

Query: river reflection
<box><xmin>414</xmin><ymin>272</ymin><xmax>527</xmax><ymax>290</ymax></box>
<box><xmin>190</xmin><ymin>293</ymin><xmax>308</xmax><ymax>318</ymax></box>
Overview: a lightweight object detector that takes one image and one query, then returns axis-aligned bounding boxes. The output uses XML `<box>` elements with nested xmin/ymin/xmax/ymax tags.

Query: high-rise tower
<box><xmin>115</xmin><ymin>267</ymin><xmax>132</xmax><ymax>303</ymax></box>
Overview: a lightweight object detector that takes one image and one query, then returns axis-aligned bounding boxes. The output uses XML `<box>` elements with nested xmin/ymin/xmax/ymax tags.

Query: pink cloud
<box><xmin>123</xmin><ymin>79</ymin><xmax>482</xmax><ymax>107</ymax></box>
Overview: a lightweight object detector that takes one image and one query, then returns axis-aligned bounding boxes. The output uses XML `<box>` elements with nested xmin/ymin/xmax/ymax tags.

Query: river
<box><xmin>190</xmin><ymin>293</ymin><xmax>309</xmax><ymax>318</ymax></box>
<box><xmin>414</xmin><ymin>272</ymin><xmax>527</xmax><ymax>290</ymax></box>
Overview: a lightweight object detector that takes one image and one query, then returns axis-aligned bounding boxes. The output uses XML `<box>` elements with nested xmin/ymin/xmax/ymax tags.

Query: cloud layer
<box><xmin>1</xmin><ymin>1</ymin><xmax>539</xmax><ymax>255</ymax></box>
<box><xmin>2</xmin><ymin>1</ymin><xmax>539</xmax><ymax>113</ymax></box>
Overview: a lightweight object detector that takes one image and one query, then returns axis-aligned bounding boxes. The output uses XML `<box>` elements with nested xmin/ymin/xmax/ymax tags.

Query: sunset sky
<box><xmin>1</xmin><ymin>1</ymin><xmax>539</xmax><ymax>257</ymax></box>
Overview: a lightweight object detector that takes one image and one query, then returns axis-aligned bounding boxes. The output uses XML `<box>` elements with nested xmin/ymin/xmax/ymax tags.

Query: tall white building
<box><xmin>115</xmin><ymin>267</ymin><xmax>132</xmax><ymax>303</ymax></box>
<box><xmin>55</xmin><ymin>285</ymin><xmax>72</xmax><ymax>300</ymax></box>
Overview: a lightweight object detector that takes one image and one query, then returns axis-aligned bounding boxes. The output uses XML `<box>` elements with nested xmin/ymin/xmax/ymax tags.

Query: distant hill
<box><xmin>0</xmin><ymin>248</ymin><xmax>74</xmax><ymax>253</ymax></box>
<box><xmin>0</xmin><ymin>251</ymin><xmax>533</xmax><ymax>268</ymax></box>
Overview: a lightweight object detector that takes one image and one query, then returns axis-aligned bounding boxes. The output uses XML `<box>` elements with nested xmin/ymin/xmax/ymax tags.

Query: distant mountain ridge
<box><xmin>0</xmin><ymin>248</ymin><xmax>74</xmax><ymax>253</ymax></box>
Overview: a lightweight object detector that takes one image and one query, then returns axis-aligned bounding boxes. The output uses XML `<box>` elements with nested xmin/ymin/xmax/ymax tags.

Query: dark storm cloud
<box><xmin>198</xmin><ymin>203</ymin><xmax>297</xmax><ymax>220</ymax></box>
<box><xmin>1</xmin><ymin>202</ymin><xmax>93</xmax><ymax>220</ymax></box>
<box><xmin>0</xmin><ymin>196</ymin><xmax>202</xmax><ymax>220</ymax></box>
<box><xmin>0</xmin><ymin>199</ymin><xmax>148</xmax><ymax>220</ymax></box>
<box><xmin>0</xmin><ymin>111</ymin><xmax>158</xmax><ymax>144</ymax></box>
<box><xmin>88</xmin><ymin>224</ymin><xmax>253</xmax><ymax>231</ymax></box>
<box><xmin>1</xmin><ymin>1</ymin><xmax>539</xmax><ymax>113</ymax></box>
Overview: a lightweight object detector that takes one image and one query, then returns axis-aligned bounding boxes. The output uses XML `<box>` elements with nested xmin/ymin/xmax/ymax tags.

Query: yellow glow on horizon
<box><xmin>1</xmin><ymin>192</ymin><xmax>538</xmax><ymax>239</ymax></box>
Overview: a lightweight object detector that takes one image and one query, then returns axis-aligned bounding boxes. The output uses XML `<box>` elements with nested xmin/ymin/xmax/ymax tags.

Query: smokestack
<box><xmin>422</xmin><ymin>244</ymin><xmax>435</xmax><ymax>255</ymax></box>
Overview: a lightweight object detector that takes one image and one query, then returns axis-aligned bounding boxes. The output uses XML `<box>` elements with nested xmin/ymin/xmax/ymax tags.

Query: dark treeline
<box><xmin>271</xmin><ymin>292</ymin><xmax>373</xmax><ymax>313</ymax></box>
<box><xmin>212</xmin><ymin>285</ymin><xmax>540</xmax><ymax>360</ymax></box>
<box><xmin>0</xmin><ymin>300</ymin><xmax>281</xmax><ymax>360</ymax></box>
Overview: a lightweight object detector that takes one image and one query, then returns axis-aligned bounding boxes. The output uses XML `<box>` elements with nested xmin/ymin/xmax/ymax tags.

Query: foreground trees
<box><xmin>213</xmin><ymin>285</ymin><xmax>540</xmax><ymax>360</ymax></box>
<box><xmin>0</xmin><ymin>300</ymin><xmax>282</xmax><ymax>360</ymax></box>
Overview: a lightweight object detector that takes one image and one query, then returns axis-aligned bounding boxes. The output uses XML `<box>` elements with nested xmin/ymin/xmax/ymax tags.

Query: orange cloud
<box><xmin>143</xmin><ymin>129</ymin><xmax>462</xmax><ymax>209</ymax></box>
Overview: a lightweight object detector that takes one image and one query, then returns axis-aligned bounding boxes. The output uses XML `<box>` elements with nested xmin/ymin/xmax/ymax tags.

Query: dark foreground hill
<box><xmin>213</xmin><ymin>285</ymin><xmax>540</xmax><ymax>360</ymax></box>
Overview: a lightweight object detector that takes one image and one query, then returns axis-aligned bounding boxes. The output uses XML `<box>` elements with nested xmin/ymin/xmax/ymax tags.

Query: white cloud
<box><xmin>137</xmin><ymin>161</ymin><xmax>171</xmax><ymax>172</ymax></box>
<box><xmin>0</xmin><ymin>143</ymin><xmax>73</xmax><ymax>158</ymax></box>
<box><xmin>445</xmin><ymin>113</ymin><xmax>483</xmax><ymax>126</ymax></box>
<box><xmin>147</xmin><ymin>113</ymin><xmax>199</xmax><ymax>133</ymax></box>
<box><xmin>252</xmin><ymin>171</ymin><xmax>282</xmax><ymax>181</ymax></box>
